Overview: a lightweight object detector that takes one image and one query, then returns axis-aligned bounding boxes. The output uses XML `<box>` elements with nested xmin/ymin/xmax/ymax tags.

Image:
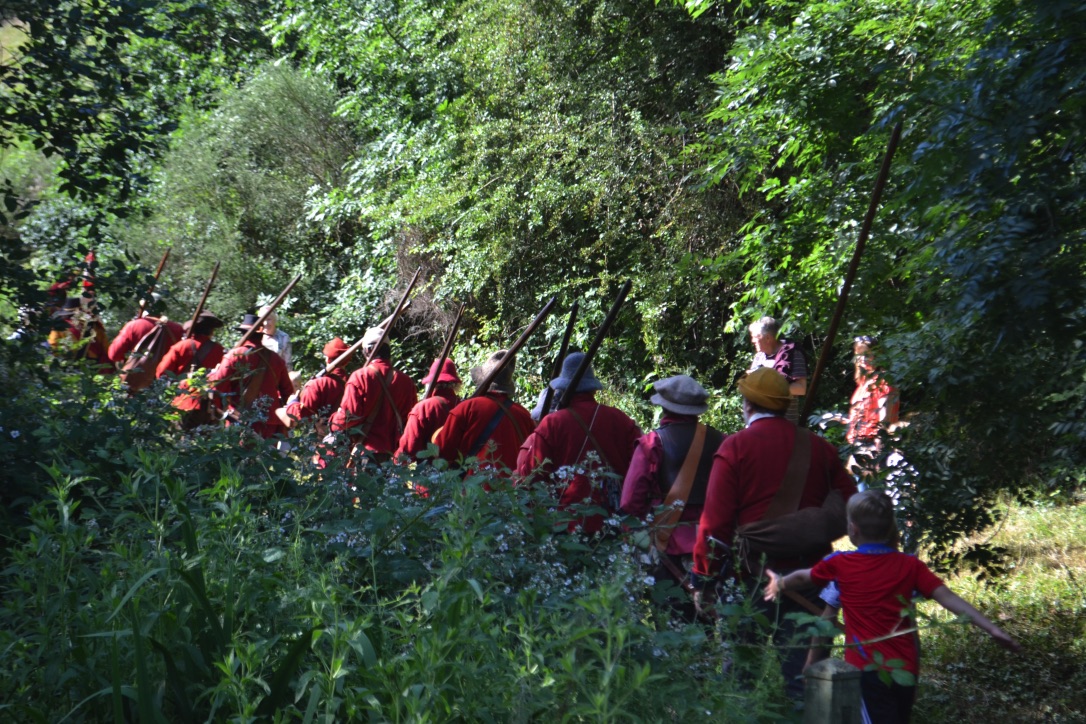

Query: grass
<box><xmin>914</xmin><ymin>500</ymin><xmax>1086</xmax><ymax>722</ymax></box>
<box><xmin>0</xmin><ymin>20</ymin><xmax>27</xmax><ymax>68</ymax></box>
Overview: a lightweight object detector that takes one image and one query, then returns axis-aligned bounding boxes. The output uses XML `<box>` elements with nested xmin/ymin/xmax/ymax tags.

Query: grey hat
<box><xmin>530</xmin><ymin>387</ymin><xmax>557</xmax><ymax>422</ymax></box>
<box><xmin>549</xmin><ymin>351</ymin><xmax>603</xmax><ymax>394</ymax></box>
<box><xmin>480</xmin><ymin>350</ymin><xmax>516</xmax><ymax>395</ymax></box>
<box><xmin>650</xmin><ymin>375</ymin><xmax>710</xmax><ymax>416</ymax></box>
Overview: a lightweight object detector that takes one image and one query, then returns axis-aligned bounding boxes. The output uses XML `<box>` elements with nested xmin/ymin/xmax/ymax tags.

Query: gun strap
<box><xmin>566</xmin><ymin>406</ymin><xmax>613</xmax><ymax>470</ymax></box>
<box><xmin>467</xmin><ymin>396</ymin><xmax>520</xmax><ymax>458</ymax></box>
<box><xmin>352</xmin><ymin>365</ymin><xmax>391</xmax><ymax>442</ymax></box>
<box><xmin>762</xmin><ymin>427</ymin><xmax>812</xmax><ymax>520</ymax></box>
<box><xmin>653</xmin><ymin>423</ymin><xmax>706</xmax><ymax>552</ymax></box>
<box><xmin>372</xmin><ymin>365</ymin><xmax>402</xmax><ymax>435</ymax></box>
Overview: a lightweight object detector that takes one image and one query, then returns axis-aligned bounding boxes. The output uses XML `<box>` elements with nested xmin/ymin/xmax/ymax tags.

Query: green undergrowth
<box><xmin>914</xmin><ymin>500</ymin><xmax>1086</xmax><ymax>722</ymax></box>
<box><xmin>0</xmin><ymin>369</ymin><xmax>794</xmax><ymax>722</ymax></box>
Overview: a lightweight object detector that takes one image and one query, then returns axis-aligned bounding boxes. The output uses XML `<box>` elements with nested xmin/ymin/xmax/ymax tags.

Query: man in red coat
<box><xmin>156</xmin><ymin>312</ymin><xmax>226</xmax><ymax>378</ymax></box>
<box><xmin>620</xmin><ymin>374</ymin><xmax>724</xmax><ymax>617</ymax></box>
<box><xmin>691</xmin><ymin>367</ymin><xmax>856</xmax><ymax>695</ymax></box>
<box><xmin>397</xmin><ymin>358</ymin><xmax>462</xmax><ymax>459</ymax></box>
<box><xmin>208</xmin><ymin>313</ymin><xmax>294</xmax><ymax>439</ymax></box>
<box><xmin>517</xmin><ymin>352</ymin><xmax>641</xmax><ymax>533</ymax></box>
<box><xmin>157</xmin><ymin>312</ymin><xmax>226</xmax><ymax>429</ymax></box>
<box><xmin>276</xmin><ymin>337</ymin><xmax>353</xmax><ymax>436</ymax></box>
<box><xmin>435</xmin><ymin>350</ymin><xmax>534</xmax><ymax>476</ymax></box>
<box><xmin>107</xmin><ymin>304</ymin><xmax>184</xmax><ymax>367</ymax></box>
<box><xmin>329</xmin><ymin>327</ymin><xmax>417</xmax><ymax>462</ymax></box>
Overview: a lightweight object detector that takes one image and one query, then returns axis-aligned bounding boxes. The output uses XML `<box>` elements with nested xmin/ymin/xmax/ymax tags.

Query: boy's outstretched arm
<box><xmin>763</xmin><ymin>568</ymin><xmax>813</xmax><ymax>601</ymax></box>
<box><xmin>930</xmin><ymin>585</ymin><xmax>1021</xmax><ymax>651</ymax></box>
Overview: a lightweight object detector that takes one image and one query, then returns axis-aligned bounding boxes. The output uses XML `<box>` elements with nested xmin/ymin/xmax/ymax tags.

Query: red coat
<box><xmin>107</xmin><ymin>317</ymin><xmax>183</xmax><ymax>364</ymax></box>
<box><xmin>156</xmin><ymin>335</ymin><xmax>224</xmax><ymax>378</ymax></box>
<box><xmin>158</xmin><ymin>335</ymin><xmax>225</xmax><ymax>412</ymax></box>
<box><xmin>397</xmin><ymin>387</ymin><xmax>459</xmax><ymax>458</ymax></box>
<box><xmin>516</xmin><ymin>393</ymin><xmax>641</xmax><ymax>533</ymax></box>
<box><xmin>330</xmin><ymin>359</ymin><xmax>417</xmax><ymax>455</ymax></box>
<box><xmin>286</xmin><ymin>367</ymin><xmax>349</xmax><ymax>424</ymax></box>
<box><xmin>208</xmin><ymin>340</ymin><xmax>294</xmax><ymax>438</ymax></box>
<box><xmin>692</xmin><ymin>415</ymin><xmax>857</xmax><ymax>578</ymax></box>
<box><xmin>436</xmin><ymin>394</ymin><xmax>534</xmax><ymax>474</ymax></box>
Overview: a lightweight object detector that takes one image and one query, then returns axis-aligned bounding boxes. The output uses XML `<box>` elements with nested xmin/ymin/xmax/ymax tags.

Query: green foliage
<box><xmin>0</xmin><ymin>370</ymin><xmax>790</xmax><ymax>720</ymax></box>
<box><xmin>697</xmin><ymin>0</ymin><xmax>1086</xmax><ymax>559</ymax></box>
<box><xmin>117</xmin><ymin>64</ymin><xmax>361</xmax><ymax>343</ymax></box>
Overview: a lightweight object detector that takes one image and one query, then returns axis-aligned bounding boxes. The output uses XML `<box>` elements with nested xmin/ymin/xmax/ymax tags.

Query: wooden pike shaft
<box><xmin>557</xmin><ymin>280</ymin><xmax>631</xmax><ymax>410</ymax></box>
<box><xmin>182</xmin><ymin>261</ymin><xmax>220</xmax><ymax>340</ymax></box>
<box><xmin>423</xmin><ymin>302</ymin><xmax>467</xmax><ymax>400</ymax></box>
<box><xmin>801</xmin><ymin>121</ymin><xmax>903</xmax><ymax>422</ymax></box>
<box><xmin>471</xmin><ymin>296</ymin><xmax>557</xmax><ymax>398</ymax></box>
<box><xmin>539</xmin><ymin>301</ymin><xmax>580</xmax><ymax>421</ymax></box>
<box><xmin>138</xmin><ymin>248</ymin><xmax>170</xmax><ymax>316</ymax></box>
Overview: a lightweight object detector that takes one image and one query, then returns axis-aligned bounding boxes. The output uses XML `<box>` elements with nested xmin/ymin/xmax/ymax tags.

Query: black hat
<box><xmin>236</xmin><ymin>312</ymin><xmax>260</xmax><ymax>333</ymax></box>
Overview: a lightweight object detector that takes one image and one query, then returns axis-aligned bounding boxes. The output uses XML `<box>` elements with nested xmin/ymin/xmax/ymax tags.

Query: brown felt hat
<box><xmin>737</xmin><ymin>367</ymin><xmax>791</xmax><ymax>412</ymax></box>
<box><xmin>479</xmin><ymin>350</ymin><xmax>516</xmax><ymax>395</ymax></box>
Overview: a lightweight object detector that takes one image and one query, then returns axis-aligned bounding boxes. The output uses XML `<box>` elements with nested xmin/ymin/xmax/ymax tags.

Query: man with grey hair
<box><xmin>748</xmin><ymin>315</ymin><xmax>807</xmax><ymax>424</ymax></box>
<box><xmin>258</xmin><ymin>305</ymin><xmax>293</xmax><ymax>371</ymax></box>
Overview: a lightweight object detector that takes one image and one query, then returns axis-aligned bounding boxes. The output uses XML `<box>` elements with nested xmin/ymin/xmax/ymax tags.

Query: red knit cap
<box><xmin>422</xmin><ymin>358</ymin><xmax>460</xmax><ymax>385</ymax></box>
<box><xmin>323</xmin><ymin>337</ymin><xmax>351</xmax><ymax>360</ymax></box>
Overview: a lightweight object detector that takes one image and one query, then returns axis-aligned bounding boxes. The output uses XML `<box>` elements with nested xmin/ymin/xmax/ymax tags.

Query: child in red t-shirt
<box><xmin>763</xmin><ymin>490</ymin><xmax>1018</xmax><ymax>723</ymax></box>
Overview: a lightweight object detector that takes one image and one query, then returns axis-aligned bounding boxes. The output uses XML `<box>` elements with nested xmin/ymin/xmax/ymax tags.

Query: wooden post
<box><xmin>804</xmin><ymin>659</ymin><xmax>862</xmax><ymax>724</ymax></box>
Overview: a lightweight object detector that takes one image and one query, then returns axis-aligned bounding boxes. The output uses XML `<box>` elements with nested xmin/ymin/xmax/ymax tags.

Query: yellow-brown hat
<box><xmin>737</xmin><ymin>367</ymin><xmax>791</xmax><ymax>412</ymax></box>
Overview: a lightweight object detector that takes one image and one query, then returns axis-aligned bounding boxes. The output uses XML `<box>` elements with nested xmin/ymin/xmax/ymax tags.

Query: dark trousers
<box><xmin>860</xmin><ymin>671</ymin><xmax>916</xmax><ymax>723</ymax></box>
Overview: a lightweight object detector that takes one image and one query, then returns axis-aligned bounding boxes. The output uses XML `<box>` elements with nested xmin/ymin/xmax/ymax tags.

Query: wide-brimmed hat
<box><xmin>236</xmin><ymin>312</ymin><xmax>260</xmax><ymax>333</ymax></box>
<box><xmin>650</xmin><ymin>375</ymin><xmax>710</xmax><ymax>416</ymax></box>
<box><xmin>323</xmin><ymin>336</ymin><xmax>351</xmax><ymax>360</ymax></box>
<box><xmin>422</xmin><ymin>358</ymin><xmax>460</xmax><ymax>385</ymax></box>
<box><xmin>361</xmin><ymin>326</ymin><xmax>385</xmax><ymax>351</ymax></box>
<box><xmin>480</xmin><ymin>350</ymin><xmax>516</xmax><ymax>395</ymax></box>
<box><xmin>530</xmin><ymin>387</ymin><xmax>557</xmax><ymax>422</ymax></box>
<box><xmin>549</xmin><ymin>351</ymin><xmax>603</xmax><ymax>394</ymax></box>
<box><xmin>737</xmin><ymin>367</ymin><xmax>791</xmax><ymax>412</ymax></box>
<box><xmin>185</xmin><ymin>311</ymin><xmax>223</xmax><ymax>334</ymax></box>
<box><xmin>53</xmin><ymin>297</ymin><xmax>82</xmax><ymax>318</ymax></box>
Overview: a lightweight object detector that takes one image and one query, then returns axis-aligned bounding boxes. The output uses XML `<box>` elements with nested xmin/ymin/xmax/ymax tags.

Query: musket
<box><xmin>539</xmin><ymin>301</ymin><xmax>579</xmax><ymax>421</ymax></box>
<box><xmin>137</xmin><ymin>249</ymin><xmax>171</xmax><ymax>317</ymax></box>
<box><xmin>802</xmin><ymin>121</ymin><xmax>903</xmax><ymax>422</ymax></box>
<box><xmin>235</xmin><ymin>272</ymin><xmax>303</xmax><ymax>348</ymax></box>
<box><xmin>317</xmin><ymin>272</ymin><xmax>421</xmax><ymax>378</ymax></box>
<box><xmin>471</xmin><ymin>296</ymin><xmax>557</xmax><ymax>398</ymax></box>
<box><xmin>422</xmin><ymin>302</ymin><xmax>467</xmax><ymax>400</ymax></box>
<box><xmin>557</xmin><ymin>280</ymin><xmax>631</xmax><ymax>410</ymax></box>
<box><xmin>182</xmin><ymin>261</ymin><xmax>221</xmax><ymax>340</ymax></box>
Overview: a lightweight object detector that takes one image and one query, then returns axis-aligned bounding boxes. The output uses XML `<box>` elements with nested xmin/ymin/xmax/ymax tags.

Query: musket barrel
<box><xmin>138</xmin><ymin>248</ymin><xmax>171</xmax><ymax>316</ymax></box>
<box><xmin>235</xmin><ymin>272</ymin><xmax>303</xmax><ymax>347</ymax></box>
<box><xmin>183</xmin><ymin>261</ymin><xmax>221</xmax><ymax>340</ymax></box>
<box><xmin>471</xmin><ymin>296</ymin><xmax>557</xmax><ymax>398</ymax></box>
<box><xmin>423</xmin><ymin>302</ymin><xmax>467</xmax><ymax>400</ymax></box>
<box><xmin>539</xmin><ymin>301</ymin><xmax>579</xmax><ymax>421</ymax></box>
<box><xmin>557</xmin><ymin>280</ymin><xmax>631</xmax><ymax>410</ymax></box>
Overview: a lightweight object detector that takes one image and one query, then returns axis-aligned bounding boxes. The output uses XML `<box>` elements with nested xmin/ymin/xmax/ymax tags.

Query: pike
<box><xmin>802</xmin><ymin>121</ymin><xmax>903</xmax><ymax>421</ymax></box>
<box><xmin>235</xmin><ymin>272</ymin><xmax>303</xmax><ymax>348</ymax></box>
<box><xmin>557</xmin><ymin>280</ymin><xmax>631</xmax><ymax>410</ymax></box>
<box><xmin>182</xmin><ymin>261</ymin><xmax>221</xmax><ymax>340</ymax></box>
<box><xmin>137</xmin><ymin>249</ymin><xmax>171</xmax><ymax>317</ymax></box>
<box><xmin>422</xmin><ymin>302</ymin><xmax>467</xmax><ymax>400</ymax></box>
<box><xmin>317</xmin><ymin>269</ymin><xmax>422</xmax><ymax>378</ymax></box>
<box><xmin>471</xmin><ymin>296</ymin><xmax>558</xmax><ymax>398</ymax></box>
<box><xmin>538</xmin><ymin>301</ymin><xmax>579</xmax><ymax>421</ymax></box>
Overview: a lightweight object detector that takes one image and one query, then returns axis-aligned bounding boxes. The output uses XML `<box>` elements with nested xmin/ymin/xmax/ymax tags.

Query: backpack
<box><xmin>120</xmin><ymin>322</ymin><xmax>170</xmax><ymax>392</ymax></box>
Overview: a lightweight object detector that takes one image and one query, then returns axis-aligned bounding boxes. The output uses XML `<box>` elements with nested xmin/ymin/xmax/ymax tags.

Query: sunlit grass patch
<box><xmin>916</xmin><ymin>501</ymin><xmax>1086</xmax><ymax>722</ymax></box>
